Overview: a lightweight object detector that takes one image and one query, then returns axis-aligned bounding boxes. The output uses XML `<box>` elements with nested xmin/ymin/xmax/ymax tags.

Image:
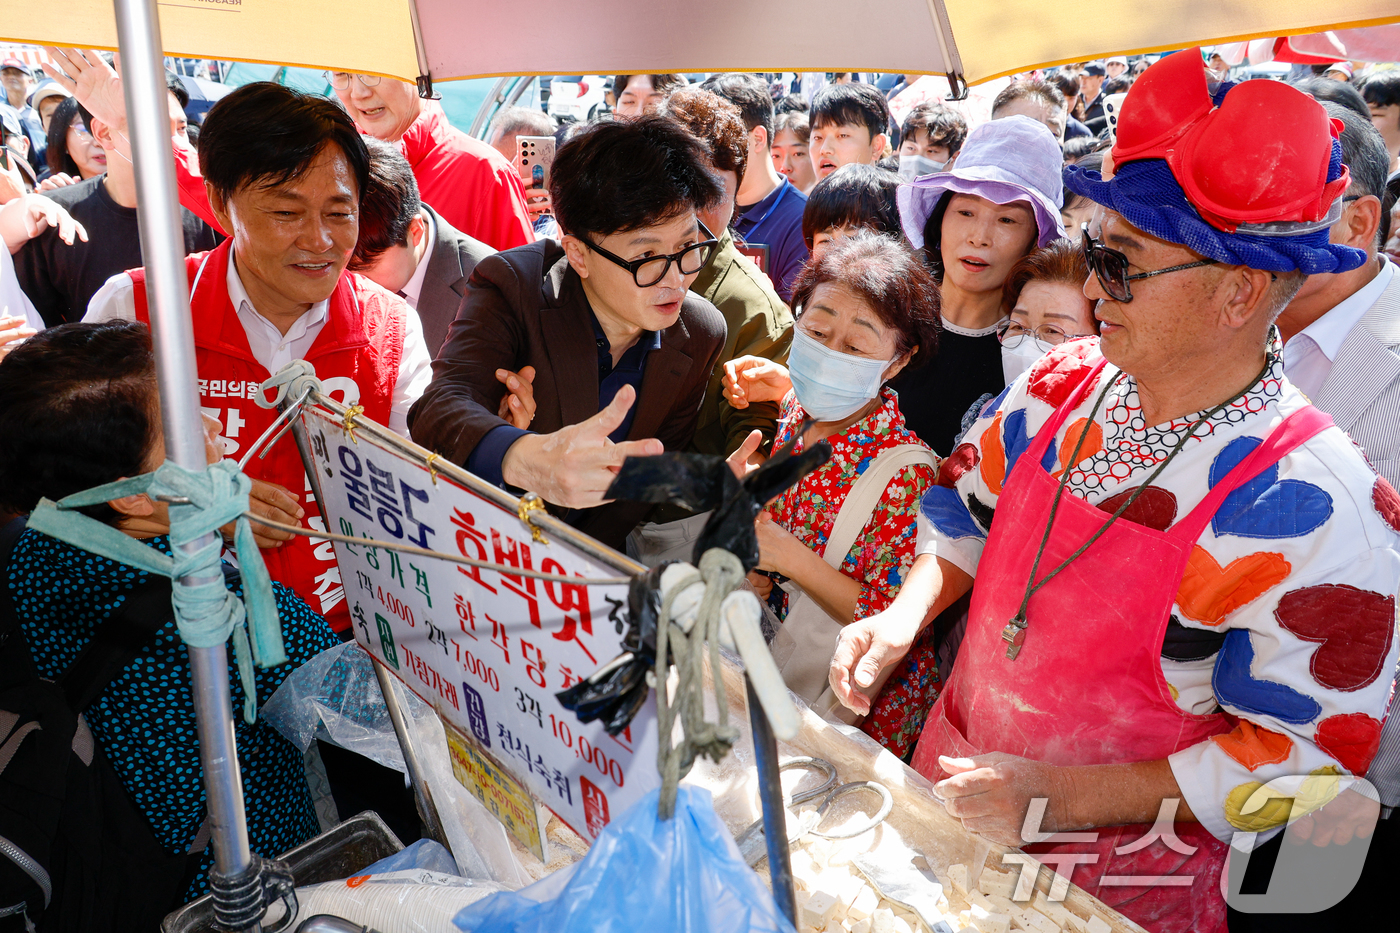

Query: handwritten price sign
<box><xmin>299</xmin><ymin>405</ymin><xmax>658</xmax><ymax>848</ymax></box>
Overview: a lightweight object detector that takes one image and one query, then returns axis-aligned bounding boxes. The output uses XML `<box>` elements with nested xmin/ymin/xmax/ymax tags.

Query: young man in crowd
<box><xmin>1363</xmin><ymin>71</ymin><xmax>1400</xmax><ymax>173</ymax></box>
<box><xmin>351</xmin><ymin>137</ymin><xmax>495</xmax><ymax>357</ymax></box>
<box><xmin>14</xmin><ymin>73</ymin><xmax>218</xmax><ymax>325</ymax></box>
<box><xmin>897</xmin><ymin>104</ymin><xmax>967</xmax><ymax>179</ymax></box>
<box><xmin>808</xmin><ymin>82</ymin><xmax>891</xmax><ymax>182</ymax></box>
<box><xmin>702</xmin><ymin>72</ymin><xmax>809</xmax><ymax>302</ymax></box>
<box><xmin>663</xmin><ymin>87</ymin><xmax>792</xmax><ymax>457</ymax></box>
<box><xmin>82</xmin><ymin>82</ymin><xmax>433</xmax><ymax>633</ymax></box>
<box><xmin>408</xmin><ymin>117</ymin><xmax>726</xmax><ymax>552</ymax></box>
<box><xmin>612</xmin><ymin>74</ymin><xmax>686</xmax><ymax>119</ymax></box>
<box><xmin>991</xmin><ymin>79</ymin><xmax>1069</xmax><ymax>142</ymax></box>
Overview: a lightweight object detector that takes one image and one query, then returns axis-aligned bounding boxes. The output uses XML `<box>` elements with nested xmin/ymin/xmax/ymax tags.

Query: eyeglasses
<box><xmin>325</xmin><ymin>71</ymin><xmax>380</xmax><ymax>90</ymax></box>
<box><xmin>997</xmin><ymin>321</ymin><xmax>1094</xmax><ymax>352</ymax></box>
<box><xmin>578</xmin><ymin>222</ymin><xmax>719</xmax><ymax>287</ymax></box>
<box><xmin>1081</xmin><ymin>222</ymin><xmax>1217</xmax><ymax>303</ymax></box>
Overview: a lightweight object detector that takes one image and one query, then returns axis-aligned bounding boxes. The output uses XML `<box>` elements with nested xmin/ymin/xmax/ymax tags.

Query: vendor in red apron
<box><xmin>84</xmin><ymin>83</ymin><xmax>433</xmax><ymax>634</ymax></box>
<box><xmin>829</xmin><ymin>50</ymin><xmax>1400</xmax><ymax>933</ymax></box>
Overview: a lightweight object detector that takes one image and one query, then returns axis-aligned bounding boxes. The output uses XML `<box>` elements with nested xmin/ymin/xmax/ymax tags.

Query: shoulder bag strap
<box><xmin>821</xmin><ymin>444</ymin><xmax>937</xmax><ymax>569</ymax></box>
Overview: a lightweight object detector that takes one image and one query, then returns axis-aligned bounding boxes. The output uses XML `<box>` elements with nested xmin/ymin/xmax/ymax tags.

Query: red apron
<box><xmin>912</xmin><ymin>357</ymin><xmax>1333</xmax><ymax>933</ymax></box>
<box><xmin>130</xmin><ymin>241</ymin><xmax>405</xmax><ymax>633</ymax></box>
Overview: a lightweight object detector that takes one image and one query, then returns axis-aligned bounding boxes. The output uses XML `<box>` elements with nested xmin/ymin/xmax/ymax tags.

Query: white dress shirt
<box><xmin>1282</xmin><ymin>256</ymin><xmax>1394</xmax><ymax>399</ymax></box>
<box><xmin>84</xmin><ymin>255</ymin><xmax>433</xmax><ymax>436</ymax></box>
<box><xmin>399</xmin><ymin>209</ymin><xmax>436</xmax><ymax>310</ymax></box>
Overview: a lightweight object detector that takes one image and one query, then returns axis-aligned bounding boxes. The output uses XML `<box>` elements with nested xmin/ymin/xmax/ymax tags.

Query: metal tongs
<box><xmin>737</xmin><ymin>757</ymin><xmax>893</xmax><ymax>866</ymax></box>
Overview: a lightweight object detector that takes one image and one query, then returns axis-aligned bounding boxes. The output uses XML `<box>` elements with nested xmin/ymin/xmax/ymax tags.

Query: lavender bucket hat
<box><xmin>897</xmin><ymin>114</ymin><xmax>1067</xmax><ymax>250</ymax></box>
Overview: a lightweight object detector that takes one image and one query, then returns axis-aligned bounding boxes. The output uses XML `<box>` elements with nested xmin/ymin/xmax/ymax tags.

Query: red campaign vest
<box><xmin>130</xmin><ymin>240</ymin><xmax>406</xmax><ymax>632</ymax></box>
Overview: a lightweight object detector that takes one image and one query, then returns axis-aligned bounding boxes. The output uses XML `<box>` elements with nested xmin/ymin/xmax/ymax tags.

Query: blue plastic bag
<box><xmin>453</xmin><ymin>786</ymin><xmax>797</xmax><ymax>933</ymax></box>
<box><xmin>359</xmin><ymin>838</ymin><xmax>461</xmax><ymax>877</ymax></box>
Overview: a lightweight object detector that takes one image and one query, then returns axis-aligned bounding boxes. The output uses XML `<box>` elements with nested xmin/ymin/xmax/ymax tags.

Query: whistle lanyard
<box><xmin>737</xmin><ymin>178</ymin><xmax>791</xmax><ymax>238</ymax></box>
<box><xmin>1001</xmin><ymin>358</ymin><xmax>1271</xmax><ymax>659</ymax></box>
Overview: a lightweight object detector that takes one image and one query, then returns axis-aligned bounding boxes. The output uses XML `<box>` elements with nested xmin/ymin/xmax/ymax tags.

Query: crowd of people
<box><xmin>1</xmin><ymin>46</ymin><xmax>1399</xmax><ymax>933</ymax></box>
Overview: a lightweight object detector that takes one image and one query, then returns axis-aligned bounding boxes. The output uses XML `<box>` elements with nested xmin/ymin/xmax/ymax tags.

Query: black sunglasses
<box><xmin>578</xmin><ymin>221</ymin><xmax>719</xmax><ymax>287</ymax></box>
<box><xmin>1081</xmin><ymin>223</ymin><xmax>1217</xmax><ymax>303</ymax></box>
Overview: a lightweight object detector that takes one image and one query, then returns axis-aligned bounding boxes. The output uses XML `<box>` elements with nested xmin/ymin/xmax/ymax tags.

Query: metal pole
<box><xmin>287</xmin><ymin>412</ymin><xmax>453</xmax><ymax>853</ymax></box>
<box><xmin>747</xmin><ymin>677</ymin><xmax>797</xmax><ymax>927</ymax></box>
<box><xmin>111</xmin><ymin>0</ymin><xmax>257</xmax><ymax>925</ymax></box>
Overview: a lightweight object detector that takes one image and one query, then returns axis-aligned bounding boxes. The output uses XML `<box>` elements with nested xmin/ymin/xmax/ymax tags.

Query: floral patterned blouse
<box><xmin>767</xmin><ymin>388</ymin><xmax>940</xmax><ymax>753</ymax></box>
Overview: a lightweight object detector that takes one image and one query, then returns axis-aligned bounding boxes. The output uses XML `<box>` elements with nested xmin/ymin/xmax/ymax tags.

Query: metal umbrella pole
<box><xmin>112</xmin><ymin>0</ymin><xmax>261</xmax><ymax>929</ymax></box>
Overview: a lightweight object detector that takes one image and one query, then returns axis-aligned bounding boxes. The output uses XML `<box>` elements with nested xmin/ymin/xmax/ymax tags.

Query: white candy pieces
<box><xmin>803</xmin><ymin>891</ymin><xmax>841</xmax><ymax>930</ymax></box>
<box><xmin>848</xmin><ymin>886</ymin><xmax>880</xmax><ymax>922</ymax></box>
<box><xmin>947</xmin><ymin>863</ymin><xmax>971</xmax><ymax>896</ymax></box>
<box><xmin>871</xmin><ymin>907</ymin><xmax>897</xmax><ymax>933</ymax></box>
<box><xmin>977</xmin><ymin>869</ymin><xmax>1019</xmax><ymax>900</ymax></box>
<box><xmin>1085</xmin><ymin>917</ymin><xmax>1111</xmax><ymax>933</ymax></box>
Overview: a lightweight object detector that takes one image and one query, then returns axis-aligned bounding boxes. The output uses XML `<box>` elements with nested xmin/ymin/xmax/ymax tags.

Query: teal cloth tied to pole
<box><xmin>27</xmin><ymin>459</ymin><xmax>286</xmax><ymax>724</ymax></box>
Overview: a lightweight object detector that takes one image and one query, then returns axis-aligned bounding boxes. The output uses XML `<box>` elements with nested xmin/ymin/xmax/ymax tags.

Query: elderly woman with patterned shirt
<box><xmin>0</xmin><ymin>322</ymin><xmax>338</xmax><ymax>919</ymax></box>
<box><xmin>727</xmin><ymin>232</ymin><xmax>943</xmax><ymax>753</ymax></box>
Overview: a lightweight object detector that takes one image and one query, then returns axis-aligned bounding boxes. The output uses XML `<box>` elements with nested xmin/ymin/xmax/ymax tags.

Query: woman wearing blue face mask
<box><xmin>729</xmin><ymin>233</ymin><xmax>943</xmax><ymax>755</ymax></box>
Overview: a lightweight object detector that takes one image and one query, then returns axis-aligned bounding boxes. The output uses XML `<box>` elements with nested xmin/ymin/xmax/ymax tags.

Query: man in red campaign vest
<box><xmin>86</xmin><ymin>83</ymin><xmax>433</xmax><ymax>633</ymax></box>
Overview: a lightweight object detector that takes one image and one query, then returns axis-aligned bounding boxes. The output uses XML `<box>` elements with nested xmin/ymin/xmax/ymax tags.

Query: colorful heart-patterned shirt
<box><xmin>918</xmin><ymin>331</ymin><xmax>1400</xmax><ymax>845</ymax></box>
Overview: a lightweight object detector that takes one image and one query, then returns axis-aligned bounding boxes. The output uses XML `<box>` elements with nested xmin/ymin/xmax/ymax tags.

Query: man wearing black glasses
<box><xmin>409</xmin><ymin>117</ymin><xmax>727</xmax><ymax>551</ymax></box>
<box><xmin>831</xmin><ymin>50</ymin><xmax>1399</xmax><ymax>933</ymax></box>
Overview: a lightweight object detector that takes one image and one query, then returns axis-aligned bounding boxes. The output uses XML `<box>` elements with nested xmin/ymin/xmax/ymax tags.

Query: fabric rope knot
<box><xmin>255</xmin><ymin>358</ymin><xmax>324</xmax><ymax>412</ymax></box>
<box><xmin>655</xmin><ymin>547</ymin><xmax>746</xmax><ymax>819</ymax></box>
<box><xmin>27</xmin><ymin>459</ymin><xmax>286</xmax><ymax>724</ymax></box>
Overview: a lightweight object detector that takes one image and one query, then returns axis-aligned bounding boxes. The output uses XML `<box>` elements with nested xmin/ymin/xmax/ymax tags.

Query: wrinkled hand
<box><xmin>15</xmin><ymin>194</ymin><xmax>88</xmax><ymax>246</ymax></box>
<box><xmin>754</xmin><ymin>510</ymin><xmax>802</xmax><ymax>576</ymax></box>
<box><xmin>746</xmin><ymin>570</ymin><xmax>773</xmax><ymax>601</ymax></box>
<box><xmin>935</xmin><ymin>752</ymin><xmax>1070</xmax><ymax>847</ymax></box>
<box><xmin>44</xmin><ymin>49</ymin><xmax>127</xmax><ymax>129</ymax></box>
<box><xmin>495</xmin><ymin>365</ymin><xmax>537</xmax><ymax>429</ymax></box>
<box><xmin>500</xmin><ymin>384</ymin><xmax>663</xmax><ymax>509</ymax></box>
<box><xmin>723</xmin><ymin>356</ymin><xmax>791</xmax><ymax>409</ymax></box>
<box><xmin>0</xmin><ymin>316</ymin><xmax>37</xmax><ymax>362</ymax></box>
<box><xmin>1286</xmin><ymin>784</ymin><xmax>1381</xmax><ymax>848</ymax></box>
<box><xmin>725</xmin><ymin>428</ymin><xmax>765</xmax><ymax>480</ymax></box>
<box><xmin>829</xmin><ymin>602</ymin><xmax>923</xmax><ymax>715</ymax></box>
<box><xmin>224</xmin><ymin>479</ymin><xmax>304</xmax><ymax>548</ymax></box>
<box><xmin>36</xmin><ymin>172</ymin><xmax>79</xmax><ymax>193</ymax></box>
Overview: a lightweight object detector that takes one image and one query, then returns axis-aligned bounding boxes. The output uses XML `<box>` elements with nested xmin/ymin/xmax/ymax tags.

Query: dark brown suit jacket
<box><xmin>407</xmin><ymin>240</ymin><xmax>727</xmax><ymax>550</ymax></box>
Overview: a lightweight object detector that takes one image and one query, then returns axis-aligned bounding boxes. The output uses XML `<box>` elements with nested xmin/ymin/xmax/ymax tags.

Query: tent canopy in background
<box><xmin>3</xmin><ymin>0</ymin><xmax>1400</xmax><ymax>89</ymax></box>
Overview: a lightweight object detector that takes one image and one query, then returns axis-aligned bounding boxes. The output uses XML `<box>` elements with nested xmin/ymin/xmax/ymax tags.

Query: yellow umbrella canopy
<box><xmin>3</xmin><ymin>0</ymin><xmax>1400</xmax><ymax>87</ymax></box>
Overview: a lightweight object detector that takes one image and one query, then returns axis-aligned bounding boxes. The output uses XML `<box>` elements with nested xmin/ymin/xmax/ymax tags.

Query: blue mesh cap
<box><xmin>1063</xmin><ymin>157</ymin><xmax>1367</xmax><ymax>275</ymax></box>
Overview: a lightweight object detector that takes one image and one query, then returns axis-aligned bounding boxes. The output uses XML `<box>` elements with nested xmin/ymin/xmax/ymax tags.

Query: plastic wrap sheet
<box><xmin>262</xmin><ymin>642</ymin><xmax>531</xmax><ymax>887</ymax></box>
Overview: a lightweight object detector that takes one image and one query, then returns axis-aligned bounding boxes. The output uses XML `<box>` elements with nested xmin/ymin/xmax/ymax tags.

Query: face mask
<box><xmin>898</xmin><ymin>153</ymin><xmax>946</xmax><ymax>182</ymax></box>
<box><xmin>1002</xmin><ymin>338</ymin><xmax>1048</xmax><ymax>384</ymax></box>
<box><xmin>787</xmin><ymin>327</ymin><xmax>893</xmax><ymax>422</ymax></box>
